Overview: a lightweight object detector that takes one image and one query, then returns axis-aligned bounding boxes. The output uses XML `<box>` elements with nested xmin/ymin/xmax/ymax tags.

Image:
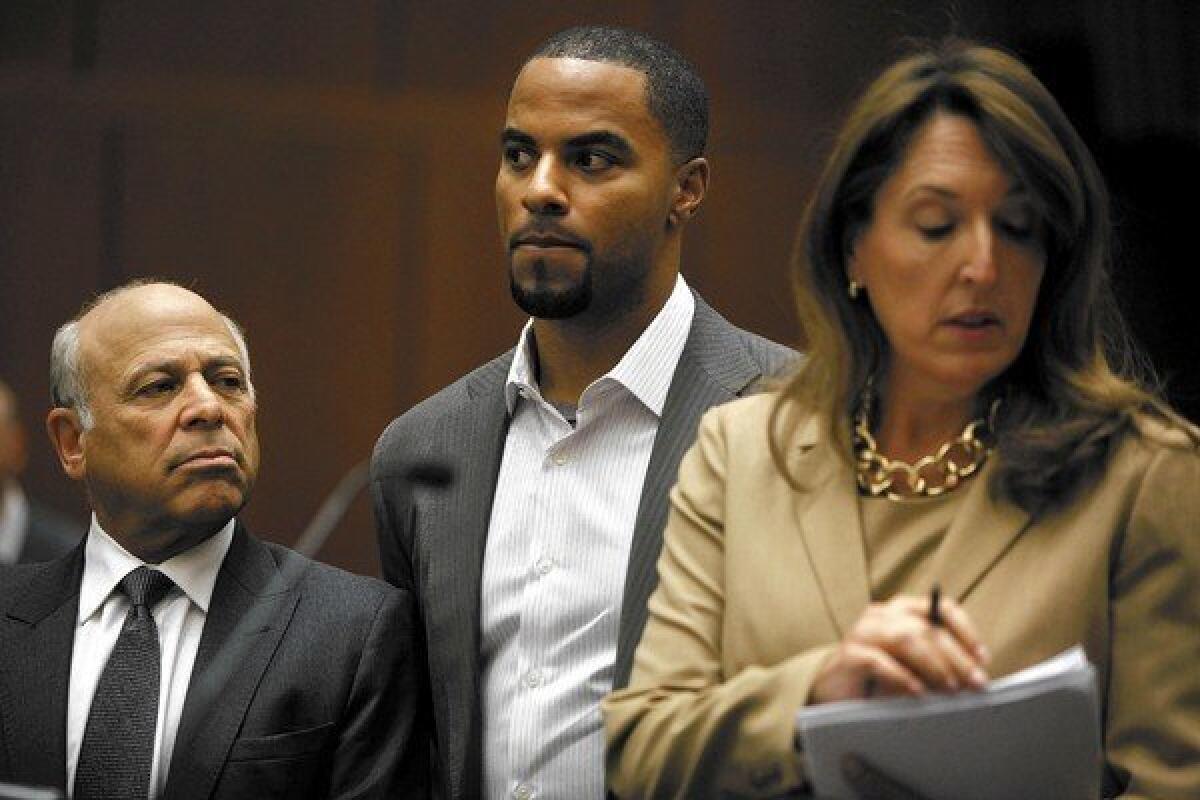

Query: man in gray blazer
<box><xmin>0</xmin><ymin>378</ymin><xmax>82</xmax><ymax>564</ymax></box>
<box><xmin>0</xmin><ymin>282</ymin><xmax>426</xmax><ymax>799</ymax></box>
<box><xmin>372</xmin><ymin>26</ymin><xmax>795</xmax><ymax>800</ymax></box>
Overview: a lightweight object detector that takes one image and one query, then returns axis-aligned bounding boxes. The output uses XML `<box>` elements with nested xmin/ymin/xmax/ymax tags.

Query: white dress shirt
<box><xmin>0</xmin><ymin>480</ymin><xmax>29</xmax><ymax>565</ymax></box>
<box><xmin>66</xmin><ymin>515</ymin><xmax>234</xmax><ymax>799</ymax></box>
<box><xmin>481</xmin><ymin>275</ymin><xmax>695</xmax><ymax>800</ymax></box>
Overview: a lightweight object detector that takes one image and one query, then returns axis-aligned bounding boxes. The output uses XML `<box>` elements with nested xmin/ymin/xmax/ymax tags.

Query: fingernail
<box><xmin>977</xmin><ymin>644</ymin><xmax>991</xmax><ymax>664</ymax></box>
<box><xmin>971</xmin><ymin>667</ymin><xmax>988</xmax><ymax>687</ymax></box>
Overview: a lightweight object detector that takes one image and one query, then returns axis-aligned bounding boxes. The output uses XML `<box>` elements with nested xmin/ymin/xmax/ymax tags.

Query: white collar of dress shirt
<box><xmin>0</xmin><ymin>480</ymin><xmax>29</xmax><ymax>562</ymax></box>
<box><xmin>504</xmin><ymin>273</ymin><xmax>695</xmax><ymax>416</ymax></box>
<box><xmin>78</xmin><ymin>515</ymin><xmax>236</xmax><ymax>625</ymax></box>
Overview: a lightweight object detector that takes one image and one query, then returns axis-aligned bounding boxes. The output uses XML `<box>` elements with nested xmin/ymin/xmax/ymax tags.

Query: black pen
<box><xmin>929</xmin><ymin>583</ymin><xmax>942</xmax><ymax>627</ymax></box>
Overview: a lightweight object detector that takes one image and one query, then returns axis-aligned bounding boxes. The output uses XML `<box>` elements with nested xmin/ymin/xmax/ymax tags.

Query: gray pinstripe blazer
<box><xmin>371</xmin><ymin>293</ymin><xmax>796</xmax><ymax>800</ymax></box>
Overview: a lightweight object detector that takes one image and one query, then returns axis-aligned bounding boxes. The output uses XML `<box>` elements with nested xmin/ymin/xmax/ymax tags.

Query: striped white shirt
<box><xmin>481</xmin><ymin>275</ymin><xmax>695</xmax><ymax>800</ymax></box>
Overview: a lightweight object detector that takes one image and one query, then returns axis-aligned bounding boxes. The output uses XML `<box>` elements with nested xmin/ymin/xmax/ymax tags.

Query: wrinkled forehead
<box><xmin>79</xmin><ymin>288</ymin><xmax>244</xmax><ymax>384</ymax></box>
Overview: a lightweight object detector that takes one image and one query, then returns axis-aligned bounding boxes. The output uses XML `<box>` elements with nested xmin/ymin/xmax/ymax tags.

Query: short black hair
<box><xmin>527</xmin><ymin>25</ymin><xmax>708</xmax><ymax>162</ymax></box>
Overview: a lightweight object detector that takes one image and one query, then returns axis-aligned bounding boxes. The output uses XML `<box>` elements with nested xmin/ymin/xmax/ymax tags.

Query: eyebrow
<box><xmin>501</xmin><ymin>128</ymin><xmax>535</xmax><ymax>148</ymax></box>
<box><xmin>500</xmin><ymin>128</ymin><xmax>634</xmax><ymax>157</ymax></box>
<box><xmin>565</xmin><ymin>131</ymin><xmax>633</xmax><ymax>156</ymax></box>
<box><xmin>125</xmin><ymin>355</ymin><xmax>246</xmax><ymax>386</ymax></box>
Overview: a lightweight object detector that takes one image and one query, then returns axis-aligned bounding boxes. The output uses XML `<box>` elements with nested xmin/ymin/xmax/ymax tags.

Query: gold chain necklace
<box><xmin>854</xmin><ymin>397</ymin><xmax>999</xmax><ymax>502</ymax></box>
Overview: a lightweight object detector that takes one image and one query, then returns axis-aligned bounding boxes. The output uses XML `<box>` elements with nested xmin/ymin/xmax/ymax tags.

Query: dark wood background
<box><xmin>3</xmin><ymin>1</ymin><xmax>1196</xmax><ymax>576</ymax></box>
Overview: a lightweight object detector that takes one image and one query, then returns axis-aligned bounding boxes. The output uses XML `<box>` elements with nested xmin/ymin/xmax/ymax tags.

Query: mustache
<box><xmin>507</xmin><ymin>224</ymin><xmax>592</xmax><ymax>253</ymax></box>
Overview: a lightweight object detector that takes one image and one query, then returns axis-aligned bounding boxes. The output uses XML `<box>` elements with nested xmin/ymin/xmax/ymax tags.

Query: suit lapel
<box><xmin>793</xmin><ymin>435</ymin><xmax>872</xmax><ymax>637</ymax></box>
<box><xmin>928</xmin><ymin>462</ymin><xmax>1034</xmax><ymax>603</ymax></box>
<box><xmin>164</xmin><ymin>524</ymin><xmax>297</xmax><ymax>800</ymax></box>
<box><xmin>789</xmin><ymin>442</ymin><xmax>1033</xmax><ymax>635</ymax></box>
<box><xmin>0</xmin><ymin>546</ymin><xmax>83</xmax><ymax>789</ymax></box>
<box><xmin>424</xmin><ymin>359</ymin><xmax>511</xmax><ymax>799</ymax></box>
<box><xmin>613</xmin><ymin>299</ymin><xmax>767</xmax><ymax>688</ymax></box>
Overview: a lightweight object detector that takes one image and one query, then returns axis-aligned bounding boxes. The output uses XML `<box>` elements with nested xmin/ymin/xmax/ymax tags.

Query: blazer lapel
<box><xmin>423</xmin><ymin>360</ymin><xmax>511</xmax><ymax>799</ymax></box>
<box><xmin>0</xmin><ymin>546</ymin><xmax>83</xmax><ymax>789</ymax></box>
<box><xmin>164</xmin><ymin>524</ymin><xmax>297</xmax><ymax>800</ymax></box>
<box><xmin>793</xmin><ymin>433</ymin><xmax>872</xmax><ymax>638</ymax></box>
<box><xmin>788</xmin><ymin>432</ymin><xmax>1030</xmax><ymax>635</ymax></box>
<box><xmin>614</xmin><ymin>299</ymin><xmax>767</xmax><ymax>688</ymax></box>
<box><xmin>927</xmin><ymin>462</ymin><xmax>1033</xmax><ymax>603</ymax></box>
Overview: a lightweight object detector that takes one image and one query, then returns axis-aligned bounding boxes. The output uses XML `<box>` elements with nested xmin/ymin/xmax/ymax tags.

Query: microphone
<box><xmin>293</xmin><ymin>459</ymin><xmax>454</xmax><ymax>558</ymax></box>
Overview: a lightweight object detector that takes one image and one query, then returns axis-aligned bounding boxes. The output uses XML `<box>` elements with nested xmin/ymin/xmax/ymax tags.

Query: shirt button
<box><xmin>535</xmin><ymin>556</ymin><xmax>554</xmax><ymax>576</ymax></box>
<box><xmin>513</xmin><ymin>783</ymin><xmax>534</xmax><ymax>800</ymax></box>
<box><xmin>551</xmin><ymin>453</ymin><xmax>567</xmax><ymax>466</ymax></box>
<box><xmin>525</xmin><ymin>668</ymin><xmax>545</xmax><ymax>689</ymax></box>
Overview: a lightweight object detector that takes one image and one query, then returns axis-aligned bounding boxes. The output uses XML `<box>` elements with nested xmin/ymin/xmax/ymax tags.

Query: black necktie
<box><xmin>74</xmin><ymin>566</ymin><xmax>176</xmax><ymax>800</ymax></box>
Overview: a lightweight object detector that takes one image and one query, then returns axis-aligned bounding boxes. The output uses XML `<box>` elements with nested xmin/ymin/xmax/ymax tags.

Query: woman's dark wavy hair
<box><xmin>769</xmin><ymin>39</ymin><xmax>1189</xmax><ymax>513</ymax></box>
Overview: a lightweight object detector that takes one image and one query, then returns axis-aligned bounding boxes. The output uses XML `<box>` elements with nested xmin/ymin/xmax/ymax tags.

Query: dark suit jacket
<box><xmin>0</xmin><ymin>523</ymin><xmax>427</xmax><ymax>799</ymax></box>
<box><xmin>17</xmin><ymin>501</ymin><xmax>81</xmax><ymax>564</ymax></box>
<box><xmin>370</xmin><ymin>293</ymin><xmax>796</xmax><ymax>799</ymax></box>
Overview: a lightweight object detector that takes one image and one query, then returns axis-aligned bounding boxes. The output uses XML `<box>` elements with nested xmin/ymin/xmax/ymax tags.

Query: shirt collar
<box><xmin>78</xmin><ymin>515</ymin><xmax>236</xmax><ymax>625</ymax></box>
<box><xmin>504</xmin><ymin>274</ymin><xmax>695</xmax><ymax>416</ymax></box>
<box><xmin>504</xmin><ymin>321</ymin><xmax>540</xmax><ymax>414</ymax></box>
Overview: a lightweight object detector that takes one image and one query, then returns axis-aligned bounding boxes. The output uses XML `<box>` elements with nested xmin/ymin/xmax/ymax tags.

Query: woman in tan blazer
<box><xmin>604</xmin><ymin>40</ymin><xmax>1200</xmax><ymax>800</ymax></box>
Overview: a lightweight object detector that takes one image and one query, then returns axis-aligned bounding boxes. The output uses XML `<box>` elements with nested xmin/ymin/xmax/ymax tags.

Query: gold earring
<box><xmin>848</xmin><ymin>280</ymin><xmax>862</xmax><ymax>300</ymax></box>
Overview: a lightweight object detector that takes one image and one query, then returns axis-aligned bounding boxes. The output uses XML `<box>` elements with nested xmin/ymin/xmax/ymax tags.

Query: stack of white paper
<box><xmin>794</xmin><ymin>646</ymin><xmax>1102</xmax><ymax>800</ymax></box>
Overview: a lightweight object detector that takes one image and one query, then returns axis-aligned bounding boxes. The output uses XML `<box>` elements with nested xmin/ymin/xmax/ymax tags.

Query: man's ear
<box><xmin>46</xmin><ymin>407</ymin><xmax>87</xmax><ymax>481</ymax></box>
<box><xmin>667</xmin><ymin>157</ymin><xmax>709</xmax><ymax>228</ymax></box>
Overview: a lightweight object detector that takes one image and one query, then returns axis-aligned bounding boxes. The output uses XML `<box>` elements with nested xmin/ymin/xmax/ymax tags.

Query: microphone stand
<box><xmin>292</xmin><ymin>460</ymin><xmax>371</xmax><ymax>558</ymax></box>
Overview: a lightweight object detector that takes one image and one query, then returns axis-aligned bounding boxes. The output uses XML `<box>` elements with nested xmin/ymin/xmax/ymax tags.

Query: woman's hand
<box><xmin>810</xmin><ymin>595</ymin><xmax>990</xmax><ymax>703</ymax></box>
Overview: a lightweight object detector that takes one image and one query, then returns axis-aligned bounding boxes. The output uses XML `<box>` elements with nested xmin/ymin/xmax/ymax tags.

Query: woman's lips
<box><xmin>945</xmin><ymin>311</ymin><xmax>1000</xmax><ymax>328</ymax></box>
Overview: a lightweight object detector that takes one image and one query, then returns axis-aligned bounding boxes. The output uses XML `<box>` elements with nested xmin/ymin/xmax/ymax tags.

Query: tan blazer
<box><xmin>604</xmin><ymin>392</ymin><xmax>1200</xmax><ymax>799</ymax></box>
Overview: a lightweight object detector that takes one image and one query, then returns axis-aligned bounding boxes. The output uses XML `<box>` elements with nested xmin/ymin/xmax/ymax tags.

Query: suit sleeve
<box><xmin>1105</xmin><ymin>440</ymin><xmax>1200</xmax><ymax>799</ymax></box>
<box><xmin>370</xmin><ymin>442</ymin><xmax>440</xmax><ymax>797</ymax></box>
<box><xmin>326</xmin><ymin>586</ymin><xmax>429</xmax><ymax>799</ymax></box>
<box><xmin>371</xmin><ymin>436</ymin><xmax>416</xmax><ymax>593</ymax></box>
<box><xmin>603</xmin><ymin>406</ymin><xmax>832</xmax><ymax>799</ymax></box>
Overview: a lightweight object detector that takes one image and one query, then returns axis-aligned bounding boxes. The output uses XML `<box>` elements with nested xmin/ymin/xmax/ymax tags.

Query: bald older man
<box><xmin>0</xmin><ymin>282</ymin><xmax>427</xmax><ymax>799</ymax></box>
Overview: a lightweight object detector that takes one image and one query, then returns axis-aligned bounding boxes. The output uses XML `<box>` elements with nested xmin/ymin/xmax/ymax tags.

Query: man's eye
<box><xmin>576</xmin><ymin>150</ymin><xmax>616</xmax><ymax>172</ymax></box>
<box><xmin>503</xmin><ymin>146</ymin><xmax>533</xmax><ymax>170</ymax></box>
<box><xmin>215</xmin><ymin>374</ymin><xmax>247</xmax><ymax>391</ymax></box>
<box><xmin>138</xmin><ymin>379</ymin><xmax>176</xmax><ymax>397</ymax></box>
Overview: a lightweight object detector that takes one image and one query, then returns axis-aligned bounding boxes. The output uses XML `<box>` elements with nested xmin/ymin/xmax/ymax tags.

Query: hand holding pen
<box><xmin>810</xmin><ymin>583</ymin><xmax>991</xmax><ymax>704</ymax></box>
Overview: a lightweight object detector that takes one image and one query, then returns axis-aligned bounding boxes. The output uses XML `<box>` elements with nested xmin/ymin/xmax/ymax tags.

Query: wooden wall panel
<box><xmin>2</xmin><ymin>1</ymin><xmax>1196</xmax><ymax>576</ymax></box>
<box><xmin>95</xmin><ymin>0</ymin><xmax>384</xmax><ymax>85</ymax></box>
<box><xmin>379</xmin><ymin>0</ymin><xmax>679</xmax><ymax>90</ymax></box>
<box><xmin>684</xmin><ymin>140</ymin><xmax>817</xmax><ymax>351</ymax></box>
<box><xmin>113</xmin><ymin>124</ymin><xmax>423</xmax><ymax>574</ymax></box>
<box><xmin>0</xmin><ymin>113</ymin><xmax>107</xmax><ymax>520</ymax></box>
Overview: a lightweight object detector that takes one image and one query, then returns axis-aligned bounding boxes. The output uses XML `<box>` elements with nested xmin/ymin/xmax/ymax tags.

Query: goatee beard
<box><xmin>510</xmin><ymin>263</ymin><xmax>593</xmax><ymax>319</ymax></box>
